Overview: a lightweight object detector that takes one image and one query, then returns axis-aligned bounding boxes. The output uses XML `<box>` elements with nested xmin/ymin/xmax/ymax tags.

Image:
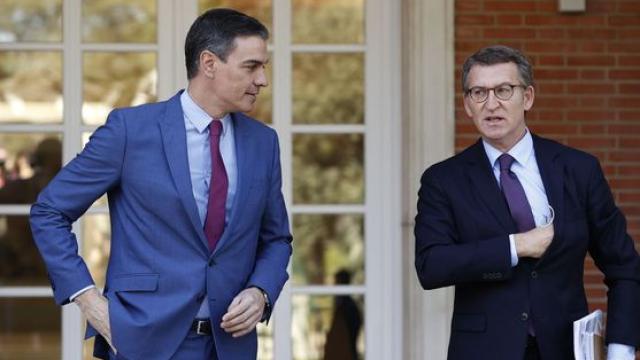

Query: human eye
<box><xmin>495</xmin><ymin>84</ymin><xmax>513</xmax><ymax>98</ymax></box>
<box><xmin>470</xmin><ymin>87</ymin><xmax>487</xmax><ymax>99</ymax></box>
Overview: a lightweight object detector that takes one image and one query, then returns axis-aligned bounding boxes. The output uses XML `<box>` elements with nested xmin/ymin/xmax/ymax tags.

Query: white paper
<box><xmin>573</xmin><ymin>310</ymin><xmax>604</xmax><ymax>360</ymax></box>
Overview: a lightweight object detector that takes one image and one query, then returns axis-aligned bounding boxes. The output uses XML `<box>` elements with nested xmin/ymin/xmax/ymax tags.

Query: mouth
<box><xmin>484</xmin><ymin>116</ymin><xmax>505</xmax><ymax>123</ymax></box>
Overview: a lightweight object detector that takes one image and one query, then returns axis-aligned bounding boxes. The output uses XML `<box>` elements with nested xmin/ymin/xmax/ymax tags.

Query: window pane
<box><xmin>293</xmin><ymin>53</ymin><xmax>364</xmax><ymax>124</ymax></box>
<box><xmin>0</xmin><ymin>298</ymin><xmax>61</xmax><ymax>359</ymax></box>
<box><xmin>0</xmin><ymin>134</ymin><xmax>62</xmax><ymax>204</ymax></box>
<box><xmin>292</xmin><ymin>294</ymin><xmax>364</xmax><ymax>360</ymax></box>
<box><xmin>293</xmin><ymin>134</ymin><xmax>364</xmax><ymax>204</ymax></box>
<box><xmin>292</xmin><ymin>214</ymin><xmax>364</xmax><ymax>285</ymax></box>
<box><xmin>83</xmin><ymin>52</ymin><xmax>157</xmax><ymax>125</ymax></box>
<box><xmin>0</xmin><ymin>52</ymin><xmax>63</xmax><ymax>124</ymax></box>
<box><xmin>82</xmin><ymin>0</ymin><xmax>156</xmax><ymax>43</ymax></box>
<box><xmin>198</xmin><ymin>0</ymin><xmax>272</xmax><ymax>38</ymax></box>
<box><xmin>0</xmin><ymin>0</ymin><xmax>62</xmax><ymax>43</ymax></box>
<box><xmin>82</xmin><ymin>214</ymin><xmax>110</xmax><ymax>290</ymax></box>
<box><xmin>292</xmin><ymin>0</ymin><xmax>364</xmax><ymax>44</ymax></box>
<box><xmin>0</xmin><ymin>215</ymin><xmax>48</xmax><ymax>285</ymax></box>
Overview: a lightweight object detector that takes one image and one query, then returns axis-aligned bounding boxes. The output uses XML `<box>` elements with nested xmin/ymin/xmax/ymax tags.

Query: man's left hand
<box><xmin>220</xmin><ymin>287</ymin><xmax>265</xmax><ymax>337</ymax></box>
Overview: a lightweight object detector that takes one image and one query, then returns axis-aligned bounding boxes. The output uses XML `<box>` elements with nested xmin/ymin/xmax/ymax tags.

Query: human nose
<box><xmin>255</xmin><ymin>68</ymin><xmax>268</xmax><ymax>87</ymax></box>
<box><xmin>484</xmin><ymin>89</ymin><xmax>500</xmax><ymax>110</ymax></box>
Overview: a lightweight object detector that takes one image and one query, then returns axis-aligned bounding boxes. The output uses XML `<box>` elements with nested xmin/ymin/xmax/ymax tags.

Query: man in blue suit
<box><xmin>414</xmin><ymin>45</ymin><xmax>640</xmax><ymax>359</ymax></box>
<box><xmin>30</xmin><ymin>8</ymin><xmax>292</xmax><ymax>359</ymax></box>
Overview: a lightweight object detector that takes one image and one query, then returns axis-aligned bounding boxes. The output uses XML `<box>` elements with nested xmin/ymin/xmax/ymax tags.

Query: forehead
<box><xmin>467</xmin><ymin>62</ymin><xmax>521</xmax><ymax>87</ymax></box>
<box><xmin>227</xmin><ymin>35</ymin><xmax>269</xmax><ymax>62</ymax></box>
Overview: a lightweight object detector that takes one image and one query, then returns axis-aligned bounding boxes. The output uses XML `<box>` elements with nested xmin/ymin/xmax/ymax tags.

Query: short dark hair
<box><xmin>184</xmin><ymin>8</ymin><xmax>269</xmax><ymax>80</ymax></box>
<box><xmin>461</xmin><ymin>45</ymin><xmax>534</xmax><ymax>92</ymax></box>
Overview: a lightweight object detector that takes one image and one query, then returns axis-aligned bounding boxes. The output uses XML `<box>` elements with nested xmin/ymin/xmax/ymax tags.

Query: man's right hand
<box><xmin>514</xmin><ymin>223</ymin><xmax>554</xmax><ymax>258</ymax></box>
<box><xmin>74</xmin><ymin>288</ymin><xmax>115</xmax><ymax>353</ymax></box>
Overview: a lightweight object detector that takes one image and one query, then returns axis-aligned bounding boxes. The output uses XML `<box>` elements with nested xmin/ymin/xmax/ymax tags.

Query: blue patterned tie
<box><xmin>498</xmin><ymin>154</ymin><xmax>535</xmax><ymax>232</ymax></box>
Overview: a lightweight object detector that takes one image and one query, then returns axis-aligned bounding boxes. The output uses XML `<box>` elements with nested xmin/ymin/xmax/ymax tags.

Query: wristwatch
<box><xmin>253</xmin><ymin>286</ymin><xmax>271</xmax><ymax>322</ymax></box>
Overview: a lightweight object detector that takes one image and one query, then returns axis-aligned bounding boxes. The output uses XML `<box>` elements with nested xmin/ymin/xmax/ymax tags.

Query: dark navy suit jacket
<box><xmin>415</xmin><ymin>135</ymin><xmax>640</xmax><ymax>360</ymax></box>
<box><xmin>30</xmin><ymin>91</ymin><xmax>292</xmax><ymax>359</ymax></box>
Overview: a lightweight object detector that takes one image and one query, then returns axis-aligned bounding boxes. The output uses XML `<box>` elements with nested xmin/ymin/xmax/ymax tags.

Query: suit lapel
<box><xmin>159</xmin><ymin>91</ymin><xmax>209</xmax><ymax>252</ymax></box>
<box><xmin>532</xmin><ymin>135</ymin><xmax>565</xmax><ymax>267</ymax></box>
<box><xmin>464</xmin><ymin>140</ymin><xmax>516</xmax><ymax>233</ymax></box>
<box><xmin>212</xmin><ymin>112</ymin><xmax>253</xmax><ymax>255</ymax></box>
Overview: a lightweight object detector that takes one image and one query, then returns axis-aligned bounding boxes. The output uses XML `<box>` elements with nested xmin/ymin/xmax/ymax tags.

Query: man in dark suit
<box><xmin>414</xmin><ymin>45</ymin><xmax>640</xmax><ymax>360</ymax></box>
<box><xmin>30</xmin><ymin>9</ymin><xmax>292</xmax><ymax>359</ymax></box>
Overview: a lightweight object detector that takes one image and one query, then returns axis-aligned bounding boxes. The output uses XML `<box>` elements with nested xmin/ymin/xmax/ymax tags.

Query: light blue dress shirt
<box><xmin>181</xmin><ymin>90</ymin><xmax>237</xmax><ymax>319</ymax></box>
<box><xmin>482</xmin><ymin>130</ymin><xmax>635</xmax><ymax>359</ymax></box>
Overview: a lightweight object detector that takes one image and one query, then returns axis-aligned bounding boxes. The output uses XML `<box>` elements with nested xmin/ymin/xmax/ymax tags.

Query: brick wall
<box><xmin>454</xmin><ymin>0</ymin><xmax>640</xmax><ymax>323</ymax></box>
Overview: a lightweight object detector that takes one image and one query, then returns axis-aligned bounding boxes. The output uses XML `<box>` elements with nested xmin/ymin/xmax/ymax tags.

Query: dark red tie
<box><xmin>204</xmin><ymin>120</ymin><xmax>228</xmax><ymax>251</ymax></box>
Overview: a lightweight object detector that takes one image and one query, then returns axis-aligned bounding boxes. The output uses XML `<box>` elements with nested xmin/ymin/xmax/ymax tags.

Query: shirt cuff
<box><xmin>69</xmin><ymin>285</ymin><xmax>96</xmax><ymax>302</ymax></box>
<box><xmin>509</xmin><ymin>234</ymin><xmax>519</xmax><ymax>267</ymax></box>
<box><xmin>607</xmin><ymin>343</ymin><xmax>636</xmax><ymax>360</ymax></box>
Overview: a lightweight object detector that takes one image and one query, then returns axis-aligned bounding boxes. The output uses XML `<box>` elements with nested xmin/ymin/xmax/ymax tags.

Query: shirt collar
<box><xmin>482</xmin><ymin>129</ymin><xmax>534</xmax><ymax>168</ymax></box>
<box><xmin>180</xmin><ymin>90</ymin><xmax>231</xmax><ymax>135</ymax></box>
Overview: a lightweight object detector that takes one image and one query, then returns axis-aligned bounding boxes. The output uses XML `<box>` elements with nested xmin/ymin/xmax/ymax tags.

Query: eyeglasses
<box><xmin>465</xmin><ymin>83</ymin><xmax>527</xmax><ymax>103</ymax></box>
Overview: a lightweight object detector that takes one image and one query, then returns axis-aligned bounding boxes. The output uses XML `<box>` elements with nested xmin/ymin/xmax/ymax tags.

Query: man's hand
<box><xmin>220</xmin><ymin>287</ymin><xmax>265</xmax><ymax>338</ymax></box>
<box><xmin>74</xmin><ymin>288</ymin><xmax>115</xmax><ymax>353</ymax></box>
<box><xmin>514</xmin><ymin>223</ymin><xmax>554</xmax><ymax>258</ymax></box>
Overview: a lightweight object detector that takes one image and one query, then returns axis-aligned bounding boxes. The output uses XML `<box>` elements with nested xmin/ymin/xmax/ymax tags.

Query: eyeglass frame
<box><xmin>464</xmin><ymin>83</ymin><xmax>529</xmax><ymax>103</ymax></box>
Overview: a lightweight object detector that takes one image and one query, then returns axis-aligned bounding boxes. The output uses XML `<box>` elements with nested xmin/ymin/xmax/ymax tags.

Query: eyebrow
<box><xmin>242</xmin><ymin>59</ymin><xmax>269</xmax><ymax>66</ymax></box>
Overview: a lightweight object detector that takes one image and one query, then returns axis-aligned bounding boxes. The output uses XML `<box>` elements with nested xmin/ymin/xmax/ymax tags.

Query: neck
<box><xmin>187</xmin><ymin>81</ymin><xmax>228</xmax><ymax>119</ymax></box>
<box><xmin>488</xmin><ymin>127</ymin><xmax>527</xmax><ymax>153</ymax></box>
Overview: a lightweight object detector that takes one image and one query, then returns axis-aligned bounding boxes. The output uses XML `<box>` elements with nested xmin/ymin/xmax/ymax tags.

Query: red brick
<box><xmin>577</xmin><ymin>97</ymin><xmax>606</xmax><ymax>107</ymax></box>
<box><xmin>581</xmin><ymin>125</ymin><xmax>607</xmax><ymax>134</ymax></box>
<box><xmin>587</xmin><ymin>1</ymin><xmax>616</xmax><ymax>12</ymax></box>
<box><xmin>484</xmin><ymin>28</ymin><xmax>536</xmax><ymax>39</ymax></box>
<box><xmin>618</xmin><ymin>56</ymin><xmax>640</xmax><ymax>67</ymax></box>
<box><xmin>619</xmin><ymin>111</ymin><xmax>640</xmax><ymax>121</ymax></box>
<box><xmin>579</xmin><ymin>42</ymin><xmax>607</xmax><ymax>53</ymax></box>
<box><xmin>618</xmin><ymin>2</ymin><xmax>640</xmax><ymax>12</ymax></box>
<box><xmin>609</xmin><ymin>42</ymin><xmax>640</xmax><ymax>53</ymax></box>
<box><xmin>567</xmin><ymin>56</ymin><xmax>615</xmax><ymax>66</ymax></box>
<box><xmin>580</xmin><ymin>70</ymin><xmax>606</xmax><ymax>80</ymax></box>
<box><xmin>456</xmin><ymin>15</ymin><xmax>495</xmax><ymax>26</ymax></box>
<box><xmin>538</xmin><ymin>55</ymin><xmax>565</xmax><ymax>66</ymax></box>
<box><xmin>456</xmin><ymin>1</ymin><xmax>482</xmax><ymax>12</ymax></box>
<box><xmin>619</xmin><ymin>84</ymin><xmax>640</xmax><ymax>93</ymax></box>
<box><xmin>611</xmin><ymin>99</ymin><xmax>640</xmax><ymax>108</ymax></box>
<box><xmin>609</xmin><ymin>178</ymin><xmax>640</xmax><ymax>189</ymax></box>
<box><xmin>566</xmin><ymin>28</ymin><xmax>616</xmax><ymax>40</ymax></box>
<box><xmin>568</xmin><ymin>137</ymin><xmax>617</xmax><ymax>149</ymax></box>
<box><xmin>620</xmin><ymin>138</ymin><xmax>640</xmax><ymax>148</ymax></box>
<box><xmin>457</xmin><ymin>27</ymin><xmax>483</xmax><ymax>39</ymax></box>
<box><xmin>535</xmin><ymin>68</ymin><xmax>579</xmax><ymax>80</ymax></box>
<box><xmin>538</xmin><ymin>82</ymin><xmax>565</xmax><ymax>94</ymax></box>
<box><xmin>609</xmin><ymin>151</ymin><xmax>640</xmax><ymax>163</ymax></box>
<box><xmin>526</xmin><ymin>42</ymin><xmax>578</xmax><ymax>53</ymax></box>
<box><xmin>567</xmin><ymin>110</ymin><xmax>616</xmax><ymax>122</ymax></box>
<box><xmin>620</xmin><ymin>192</ymin><xmax>640</xmax><ymax>202</ymax></box>
<box><xmin>568</xmin><ymin>83</ymin><xmax>615</xmax><ymax>94</ymax></box>
<box><xmin>609</xmin><ymin>70</ymin><xmax>640</xmax><ymax>79</ymax></box>
<box><xmin>619</xmin><ymin>29</ymin><xmax>640</xmax><ymax>41</ymax></box>
<box><xmin>529</xmin><ymin>124</ymin><xmax>579</xmax><ymax>134</ymax></box>
<box><xmin>610</xmin><ymin>125</ymin><xmax>640</xmax><ymax>134</ymax></box>
<box><xmin>484</xmin><ymin>1</ymin><xmax>537</xmax><ymax>12</ymax></box>
<box><xmin>609</xmin><ymin>15</ymin><xmax>640</xmax><ymax>27</ymax></box>
<box><xmin>620</xmin><ymin>205</ymin><xmax>640</xmax><ymax>216</ymax></box>
<box><xmin>585</xmin><ymin>286</ymin><xmax>607</xmax><ymax>299</ymax></box>
<box><xmin>537</xmin><ymin>28</ymin><xmax>566</xmax><ymax>39</ymax></box>
<box><xmin>535</xmin><ymin>96</ymin><xmax>578</xmax><ymax>108</ymax></box>
<box><xmin>537</xmin><ymin>110</ymin><xmax>565</xmax><ymax>121</ymax></box>
<box><xmin>496</xmin><ymin>14</ymin><xmax>522</xmax><ymax>25</ymax></box>
<box><xmin>618</xmin><ymin>165</ymin><xmax>640</xmax><ymax>177</ymax></box>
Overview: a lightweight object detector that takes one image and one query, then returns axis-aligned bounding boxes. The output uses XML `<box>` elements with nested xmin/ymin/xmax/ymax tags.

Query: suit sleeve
<box><xmin>585</xmin><ymin>159</ymin><xmax>640</xmax><ymax>347</ymax></box>
<box><xmin>247</xmin><ymin>131</ymin><xmax>293</xmax><ymax>319</ymax></box>
<box><xmin>414</xmin><ymin>167</ymin><xmax>513</xmax><ymax>290</ymax></box>
<box><xmin>30</xmin><ymin>110</ymin><xmax>126</xmax><ymax>305</ymax></box>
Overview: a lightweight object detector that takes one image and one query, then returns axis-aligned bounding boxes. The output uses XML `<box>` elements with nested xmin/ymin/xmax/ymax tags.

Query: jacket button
<box><xmin>197</xmin><ymin>293</ymin><xmax>205</xmax><ymax>302</ymax></box>
<box><xmin>531</xmin><ymin>271</ymin><xmax>538</xmax><ymax>279</ymax></box>
<box><xmin>521</xmin><ymin>312</ymin><xmax>529</xmax><ymax>321</ymax></box>
<box><xmin>208</xmin><ymin>259</ymin><xmax>215</xmax><ymax>267</ymax></box>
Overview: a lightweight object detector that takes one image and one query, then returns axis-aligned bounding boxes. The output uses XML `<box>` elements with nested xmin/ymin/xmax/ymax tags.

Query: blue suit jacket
<box><xmin>415</xmin><ymin>135</ymin><xmax>640</xmax><ymax>360</ymax></box>
<box><xmin>30</xmin><ymin>91</ymin><xmax>293</xmax><ymax>359</ymax></box>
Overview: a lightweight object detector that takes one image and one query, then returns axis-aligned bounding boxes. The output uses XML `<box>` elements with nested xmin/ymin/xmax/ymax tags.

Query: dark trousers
<box><xmin>108</xmin><ymin>331</ymin><xmax>217</xmax><ymax>360</ymax></box>
<box><xmin>524</xmin><ymin>336</ymin><xmax>541</xmax><ymax>360</ymax></box>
